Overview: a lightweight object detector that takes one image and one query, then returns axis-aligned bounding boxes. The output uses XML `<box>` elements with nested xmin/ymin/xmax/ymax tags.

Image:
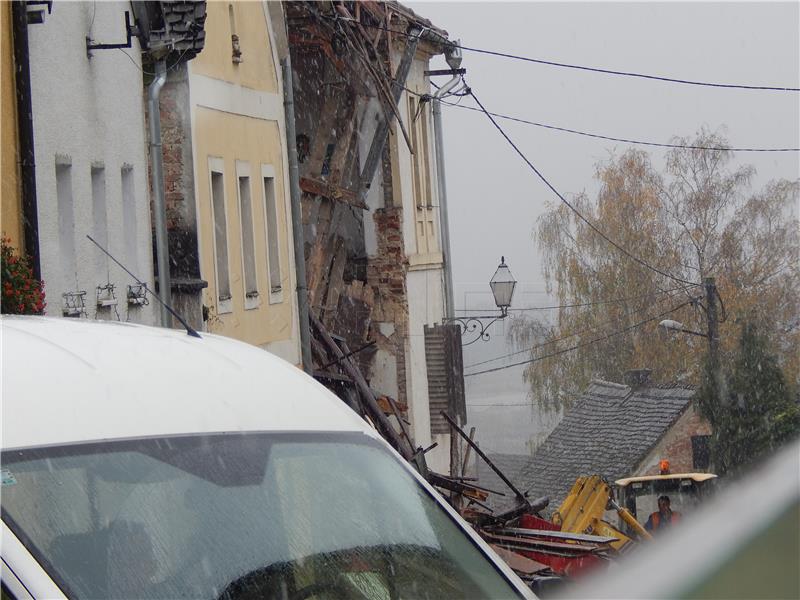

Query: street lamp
<box><xmin>445</xmin><ymin>257</ymin><xmax>517</xmax><ymax>345</ymax></box>
<box><xmin>658</xmin><ymin>319</ymin><xmax>707</xmax><ymax>338</ymax></box>
<box><xmin>490</xmin><ymin>256</ymin><xmax>517</xmax><ymax>318</ymax></box>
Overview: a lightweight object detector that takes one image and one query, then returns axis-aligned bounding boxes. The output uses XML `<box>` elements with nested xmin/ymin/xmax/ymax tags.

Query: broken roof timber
<box><xmin>300</xmin><ymin>177</ymin><xmax>368</xmax><ymax>210</ymax></box>
<box><xmin>386</xmin><ymin>1</ymin><xmax>449</xmax><ymax>40</ymax></box>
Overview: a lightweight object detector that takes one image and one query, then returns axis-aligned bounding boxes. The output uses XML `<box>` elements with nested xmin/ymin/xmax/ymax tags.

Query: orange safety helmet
<box><xmin>659</xmin><ymin>459</ymin><xmax>670</xmax><ymax>474</ymax></box>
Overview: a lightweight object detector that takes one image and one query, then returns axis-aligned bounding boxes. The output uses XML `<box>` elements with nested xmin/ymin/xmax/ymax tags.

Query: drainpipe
<box><xmin>281</xmin><ymin>56</ymin><xmax>313</xmax><ymax>374</ymax></box>
<box><xmin>147</xmin><ymin>60</ymin><xmax>171</xmax><ymax>327</ymax></box>
<box><xmin>432</xmin><ymin>41</ymin><xmax>462</xmax><ymax>320</ymax></box>
<box><xmin>12</xmin><ymin>1</ymin><xmax>40</xmax><ymax>279</ymax></box>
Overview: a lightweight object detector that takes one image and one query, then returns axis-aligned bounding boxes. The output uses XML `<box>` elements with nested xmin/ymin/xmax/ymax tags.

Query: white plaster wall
<box><xmin>29</xmin><ymin>1</ymin><xmax>156</xmax><ymax>325</ymax></box>
<box><xmin>383</xmin><ymin>46</ymin><xmax>451</xmax><ymax>468</ymax></box>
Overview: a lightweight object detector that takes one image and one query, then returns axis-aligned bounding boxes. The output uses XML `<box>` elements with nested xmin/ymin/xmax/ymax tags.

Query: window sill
<box><xmin>218</xmin><ymin>297</ymin><xmax>233</xmax><ymax>315</ymax></box>
<box><xmin>408</xmin><ymin>252</ymin><xmax>444</xmax><ymax>271</ymax></box>
<box><xmin>244</xmin><ymin>293</ymin><xmax>260</xmax><ymax>311</ymax></box>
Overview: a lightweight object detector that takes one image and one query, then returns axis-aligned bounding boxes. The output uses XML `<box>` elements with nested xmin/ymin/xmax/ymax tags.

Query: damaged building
<box><xmin>286</xmin><ymin>1</ymin><xmax>465</xmax><ymax>474</ymax></box>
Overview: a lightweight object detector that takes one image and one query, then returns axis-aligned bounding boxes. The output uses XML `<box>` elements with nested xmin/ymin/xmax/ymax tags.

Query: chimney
<box><xmin>624</xmin><ymin>369</ymin><xmax>652</xmax><ymax>388</ymax></box>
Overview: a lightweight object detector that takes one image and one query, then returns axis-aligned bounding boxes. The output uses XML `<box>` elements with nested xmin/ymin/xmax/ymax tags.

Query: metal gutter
<box><xmin>431</xmin><ymin>43</ymin><xmax>461</xmax><ymax>320</ymax></box>
<box><xmin>281</xmin><ymin>56</ymin><xmax>313</xmax><ymax>374</ymax></box>
<box><xmin>147</xmin><ymin>60</ymin><xmax>171</xmax><ymax>327</ymax></box>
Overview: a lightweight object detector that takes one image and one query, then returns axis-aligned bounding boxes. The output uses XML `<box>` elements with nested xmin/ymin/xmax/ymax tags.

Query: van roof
<box><xmin>1</xmin><ymin>317</ymin><xmax>370</xmax><ymax>450</ymax></box>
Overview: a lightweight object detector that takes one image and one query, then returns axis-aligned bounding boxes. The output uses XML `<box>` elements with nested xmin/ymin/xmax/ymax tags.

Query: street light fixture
<box><xmin>445</xmin><ymin>257</ymin><xmax>517</xmax><ymax>345</ymax></box>
<box><xmin>490</xmin><ymin>256</ymin><xmax>517</xmax><ymax>318</ymax></box>
<box><xmin>658</xmin><ymin>319</ymin><xmax>708</xmax><ymax>338</ymax></box>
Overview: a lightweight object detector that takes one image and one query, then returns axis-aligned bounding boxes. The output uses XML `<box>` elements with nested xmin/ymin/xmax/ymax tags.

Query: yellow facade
<box><xmin>1</xmin><ymin>0</ymin><xmax>22</xmax><ymax>247</ymax></box>
<box><xmin>191</xmin><ymin>2</ymin><xmax>295</xmax><ymax>353</ymax></box>
<box><xmin>194</xmin><ymin>109</ymin><xmax>293</xmax><ymax>346</ymax></box>
<box><xmin>191</xmin><ymin>1</ymin><xmax>278</xmax><ymax>93</ymax></box>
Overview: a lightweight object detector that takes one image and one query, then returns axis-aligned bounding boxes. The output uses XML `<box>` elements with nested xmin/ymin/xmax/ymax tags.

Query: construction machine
<box><xmin>482</xmin><ymin>468</ymin><xmax>717</xmax><ymax>585</ymax></box>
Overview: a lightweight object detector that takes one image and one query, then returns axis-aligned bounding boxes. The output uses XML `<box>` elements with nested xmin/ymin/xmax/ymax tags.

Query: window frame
<box><xmin>235</xmin><ymin>161</ymin><xmax>259</xmax><ymax>310</ymax></box>
<box><xmin>208</xmin><ymin>157</ymin><xmax>232</xmax><ymax>314</ymax></box>
<box><xmin>261</xmin><ymin>164</ymin><xmax>283</xmax><ymax>305</ymax></box>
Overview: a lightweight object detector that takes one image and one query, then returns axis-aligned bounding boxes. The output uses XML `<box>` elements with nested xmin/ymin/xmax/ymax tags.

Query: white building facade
<box><xmin>388</xmin><ymin>38</ymin><xmax>455</xmax><ymax>474</ymax></box>
<box><xmin>28</xmin><ymin>1</ymin><xmax>156</xmax><ymax>325</ymax></box>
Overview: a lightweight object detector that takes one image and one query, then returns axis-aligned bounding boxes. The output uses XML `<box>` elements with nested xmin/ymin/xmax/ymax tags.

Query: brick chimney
<box><xmin>624</xmin><ymin>369</ymin><xmax>652</xmax><ymax>388</ymax></box>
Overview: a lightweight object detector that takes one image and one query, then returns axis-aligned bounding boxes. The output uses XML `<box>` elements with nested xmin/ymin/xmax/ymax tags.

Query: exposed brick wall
<box><xmin>155</xmin><ymin>65</ymin><xmax>202</xmax><ymax>283</ymax></box>
<box><xmin>368</xmin><ymin>204</ymin><xmax>409</xmax><ymax>403</ymax></box>
<box><xmin>143</xmin><ymin>63</ymin><xmax>205</xmax><ymax>328</ymax></box>
<box><xmin>636</xmin><ymin>401</ymin><xmax>713</xmax><ymax>475</ymax></box>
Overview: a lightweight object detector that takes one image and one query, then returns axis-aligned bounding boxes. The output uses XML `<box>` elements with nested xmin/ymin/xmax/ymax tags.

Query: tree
<box><xmin>515</xmin><ymin>130</ymin><xmax>799</xmax><ymax>412</ymax></box>
<box><xmin>697</xmin><ymin>320</ymin><xmax>800</xmax><ymax>475</ymax></box>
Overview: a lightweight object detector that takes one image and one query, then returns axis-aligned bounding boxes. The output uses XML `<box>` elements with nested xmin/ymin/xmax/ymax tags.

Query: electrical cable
<box><xmin>353</xmin><ymin>20</ymin><xmax>800</xmax><ymax>92</ymax></box>
<box><xmin>464</xmin><ymin>299</ymin><xmax>694</xmax><ymax>377</ymax></box>
<box><xmin>463</xmin><ymin>286</ymin><xmax>689</xmax><ymax>369</ymax></box>
<box><xmin>439</xmin><ymin>99</ymin><xmax>800</xmax><ymax>153</ymax></box>
<box><xmin>117</xmin><ymin>45</ymin><xmax>192</xmax><ymax>77</ymax></box>
<box><xmin>456</xmin><ymin>283</ymin><xmax>700</xmax><ymax>314</ymax></box>
<box><xmin>468</xmin><ymin>402</ymin><xmax>540</xmax><ymax>407</ymax></box>
<box><xmin>467</xmin><ymin>85</ymin><xmax>698</xmax><ymax>287</ymax></box>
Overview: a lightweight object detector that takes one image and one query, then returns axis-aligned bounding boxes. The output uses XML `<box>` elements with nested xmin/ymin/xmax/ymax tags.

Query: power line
<box><xmin>351</xmin><ymin>20</ymin><xmax>800</xmax><ymax>92</ymax></box>
<box><xmin>117</xmin><ymin>47</ymin><xmax>192</xmax><ymax>77</ymax></box>
<box><xmin>467</xmin><ymin>85</ymin><xmax>697</xmax><ymax>287</ymax></box>
<box><xmin>403</xmin><ymin>84</ymin><xmax>798</xmax><ymax>152</ymax></box>
<box><xmin>456</xmin><ymin>284</ymin><xmax>699</xmax><ymax>314</ymax></box>
<box><xmin>464</xmin><ymin>299</ymin><xmax>693</xmax><ymax>377</ymax></box>
<box><xmin>439</xmin><ymin>100</ymin><xmax>800</xmax><ymax>153</ymax></box>
<box><xmin>469</xmin><ymin>402</ymin><xmax>538</xmax><ymax>408</ymax></box>
<box><xmin>463</xmin><ymin>287</ymin><xmax>689</xmax><ymax>369</ymax></box>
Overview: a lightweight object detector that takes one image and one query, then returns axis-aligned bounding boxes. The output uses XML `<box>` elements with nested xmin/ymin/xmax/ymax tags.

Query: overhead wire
<box><xmin>456</xmin><ymin>283</ymin><xmax>700</xmax><ymax>314</ymax></box>
<box><xmin>464</xmin><ymin>299</ymin><xmax>695</xmax><ymax>377</ymax></box>
<box><xmin>463</xmin><ymin>287</ymin><xmax>690</xmax><ymax>370</ymax></box>
<box><xmin>467</xmin><ymin>84</ymin><xmax>698</xmax><ymax>287</ymax></box>
<box><xmin>438</xmin><ymin>99</ymin><xmax>800</xmax><ymax>153</ymax></box>
<box><xmin>464</xmin><ymin>288</ymin><xmax>696</xmax><ymax>369</ymax></box>
<box><xmin>352</xmin><ymin>20</ymin><xmax>800</xmax><ymax>92</ymax></box>
<box><xmin>117</xmin><ymin>45</ymin><xmax>192</xmax><ymax>77</ymax></box>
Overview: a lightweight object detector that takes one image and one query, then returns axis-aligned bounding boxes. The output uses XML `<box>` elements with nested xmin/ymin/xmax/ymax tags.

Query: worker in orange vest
<box><xmin>645</xmin><ymin>495</ymin><xmax>681</xmax><ymax>532</ymax></box>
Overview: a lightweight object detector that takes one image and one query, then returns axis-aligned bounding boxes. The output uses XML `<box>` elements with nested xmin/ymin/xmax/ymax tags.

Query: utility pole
<box><xmin>704</xmin><ymin>276</ymin><xmax>723</xmax><ymax>404</ymax></box>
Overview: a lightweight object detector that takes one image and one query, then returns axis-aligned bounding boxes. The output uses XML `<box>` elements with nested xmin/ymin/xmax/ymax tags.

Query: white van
<box><xmin>1</xmin><ymin>316</ymin><xmax>534</xmax><ymax>599</ymax></box>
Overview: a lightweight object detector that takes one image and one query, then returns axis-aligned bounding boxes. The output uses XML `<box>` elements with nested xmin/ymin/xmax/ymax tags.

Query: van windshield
<box><xmin>1</xmin><ymin>433</ymin><xmax>522</xmax><ymax>599</ymax></box>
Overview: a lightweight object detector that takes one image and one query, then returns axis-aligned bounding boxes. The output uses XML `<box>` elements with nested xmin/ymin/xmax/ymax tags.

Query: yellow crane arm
<box><xmin>609</xmin><ymin>498</ymin><xmax>653</xmax><ymax>541</ymax></box>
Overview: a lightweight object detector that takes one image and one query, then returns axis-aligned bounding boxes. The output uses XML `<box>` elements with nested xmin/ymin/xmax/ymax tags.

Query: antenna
<box><xmin>86</xmin><ymin>235</ymin><xmax>202</xmax><ymax>338</ymax></box>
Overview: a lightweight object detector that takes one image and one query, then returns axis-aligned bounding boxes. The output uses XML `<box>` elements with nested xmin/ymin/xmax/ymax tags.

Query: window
<box><xmin>91</xmin><ymin>165</ymin><xmax>107</xmax><ymax>272</ymax></box>
<box><xmin>692</xmin><ymin>435</ymin><xmax>711</xmax><ymax>470</ymax></box>
<box><xmin>236</xmin><ymin>162</ymin><xmax>258</xmax><ymax>307</ymax></box>
<box><xmin>209</xmin><ymin>160</ymin><xmax>231</xmax><ymax>309</ymax></box>
<box><xmin>1</xmin><ymin>434</ymin><xmax>523</xmax><ymax>600</ymax></box>
<box><xmin>262</xmin><ymin>166</ymin><xmax>282</xmax><ymax>298</ymax></box>
<box><xmin>121</xmin><ymin>166</ymin><xmax>138</xmax><ymax>273</ymax></box>
<box><xmin>408</xmin><ymin>96</ymin><xmax>437</xmax><ymax>255</ymax></box>
<box><xmin>55</xmin><ymin>160</ymin><xmax>76</xmax><ymax>285</ymax></box>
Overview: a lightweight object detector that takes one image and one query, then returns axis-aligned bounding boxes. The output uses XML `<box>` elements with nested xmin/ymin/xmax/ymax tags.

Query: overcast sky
<box><xmin>408</xmin><ymin>1</ymin><xmax>800</xmax><ymax>312</ymax></box>
<box><xmin>405</xmin><ymin>2</ymin><xmax>799</xmax><ymax>451</ymax></box>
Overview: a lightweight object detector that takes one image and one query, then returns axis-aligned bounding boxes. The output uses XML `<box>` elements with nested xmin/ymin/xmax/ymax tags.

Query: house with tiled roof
<box><xmin>477</xmin><ymin>371</ymin><xmax>712</xmax><ymax>514</ymax></box>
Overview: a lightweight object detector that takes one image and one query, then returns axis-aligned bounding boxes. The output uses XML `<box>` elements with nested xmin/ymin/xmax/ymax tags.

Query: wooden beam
<box><xmin>300</xmin><ymin>177</ymin><xmax>367</xmax><ymax>209</ymax></box>
<box><xmin>310</xmin><ymin>312</ymin><xmax>414</xmax><ymax>461</ymax></box>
